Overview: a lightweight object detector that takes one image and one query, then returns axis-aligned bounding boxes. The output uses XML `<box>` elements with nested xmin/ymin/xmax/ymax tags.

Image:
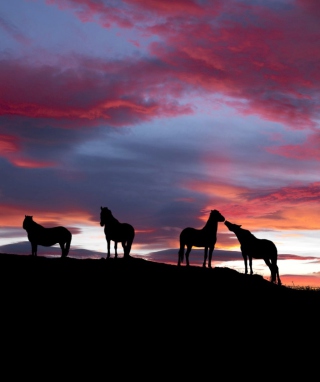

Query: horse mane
<box><xmin>239</xmin><ymin>227</ymin><xmax>256</xmax><ymax>240</ymax></box>
<box><xmin>23</xmin><ymin>215</ymin><xmax>43</xmax><ymax>231</ymax></box>
<box><xmin>203</xmin><ymin>210</ymin><xmax>222</xmax><ymax>229</ymax></box>
<box><xmin>101</xmin><ymin>207</ymin><xmax>120</xmax><ymax>225</ymax></box>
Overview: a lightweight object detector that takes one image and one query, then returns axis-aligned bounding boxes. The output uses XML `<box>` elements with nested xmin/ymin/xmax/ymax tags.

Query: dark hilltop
<box><xmin>1</xmin><ymin>252</ymin><xmax>318</xmax><ymax>316</ymax></box>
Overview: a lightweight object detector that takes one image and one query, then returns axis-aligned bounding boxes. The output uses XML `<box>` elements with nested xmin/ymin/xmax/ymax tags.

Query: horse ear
<box><xmin>101</xmin><ymin>206</ymin><xmax>102</xmax><ymax>210</ymax></box>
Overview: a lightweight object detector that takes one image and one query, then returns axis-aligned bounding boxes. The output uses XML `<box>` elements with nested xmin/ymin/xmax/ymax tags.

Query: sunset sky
<box><xmin>1</xmin><ymin>0</ymin><xmax>320</xmax><ymax>287</ymax></box>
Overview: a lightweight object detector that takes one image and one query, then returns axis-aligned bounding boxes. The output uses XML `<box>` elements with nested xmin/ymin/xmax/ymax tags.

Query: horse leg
<box><xmin>264</xmin><ymin>258</ymin><xmax>274</xmax><ymax>282</ymax></box>
<box><xmin>106</xmin><ymin>239</ymin><xmax>111</xmax><ymax>259</ymax></box>
<box><xmin>185</xmin><ymin>245</ymin><xmax>192</xmax><ymax>266</ymax></box>
<box><xmin>178</xmin><ymin>243</ymin><xmax>185</xmax><ymax>266</ymax></box>
<box><xmin>65</xmin><ymin>236</ymin><xmax>71</xmax><ymax>257</ymax></box>
<box><xmin>249</xmin><ymin>256</ymin><xmax>253</xmax><ymax>275</ymax></box>
<box><xmin>208</xmin><ymin>246</ymin><xmax>214</xmax><ymax>268</ymax></box>
<box><xmin>59</xmin><ymin>242</ymin><xmax>66</xmax><ymax>258</ymax></box>
<box><xmin>122</xmin><ymin>241</ymin><xmax>129</xmax><ymax>258</ymax></box>
<box><xmin>31</xmin><ymin>242</ymin><xmax>37</xmax><ymax>256</ymax></box>
<box><xmin>276</xmin><ymin>265</ymin><xmax>281</xmax><ymax>285</ymax></box>
<box><xmin>203</xmin><ymin>247</ymin><xmax>208</xmax><ymax>268</ymax></box>
<box><xmin>242</xmin><ymin>254</ymin><xmax>248</xmax><ymax>274</ymax></box>
<box><xmin>114</xmin><ymin>241</ymin><xmax>118</xmax><ymax>258</ymax></box>
<box><xmin>124</xmin><ymin>240</ymin><xmax>132</xmax><ymax>258</ymax></box>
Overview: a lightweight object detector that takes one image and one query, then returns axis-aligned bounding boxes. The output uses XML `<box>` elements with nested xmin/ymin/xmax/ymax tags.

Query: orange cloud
<box><xmin>182</xmin><ymin>179</ymin><xmax>320</xmax><ymax>231</ymax></box>
<box><xmin>10</xmin><ymin>158</ymin><xmax>56</xmax><ymax>168</ymax></box>
<box><xmin>0</xmin><ymin>204</ymin><xmax>96</xmax><ymax>231</ymax></box>
<box><xmin>280</xmin><ymin>274</ymin><xmax>320</xmax><ymax>288</ymax></box>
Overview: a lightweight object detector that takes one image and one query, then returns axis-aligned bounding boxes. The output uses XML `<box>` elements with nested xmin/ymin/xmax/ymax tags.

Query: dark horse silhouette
<box><xmin>178</xmin><ymin>209</ymin><xmax>225</xmax><ymax>268</ymax></box>
<box><xmin>23</xmin><ymin>215</ymin><xmax>72</xmax><ymax>257</ymax></box>
<box><xmin>100</xmin><ymin>206</ymin><xmax>135</xmax><ymax>259</ymax></box>
<box><xmin>224</xmin><ymin>220</ymin><xmax>281</xmax><ymax>285</ymax></box>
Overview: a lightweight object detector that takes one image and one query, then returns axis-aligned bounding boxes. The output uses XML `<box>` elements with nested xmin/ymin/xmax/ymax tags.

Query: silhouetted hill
<box><xmin>1</xmin><ymin>252</ymin><xmax>318</xmax><ymax>370</ymax></box>
<box><xmin>1</xmin><ymin>253</ymin><xmax>318</xmax><ymax>315</ymax></box>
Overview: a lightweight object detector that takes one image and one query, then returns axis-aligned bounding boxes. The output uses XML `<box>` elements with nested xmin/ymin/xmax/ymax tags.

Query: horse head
<box><xmin>211</xmin><ymin>210</ymin><xmax>225</xmax><ymax>222</ymax></box>
<box><xmin>100</xmin><ymin>206</ymin><xmax>112</xmax><ymax>227</ymax></box>
<box><xmin>23</xmin><ymin>215</ymin><xmax>33</xmax><ymax>230</ymax></box>
<box><xmin>224</xmin><ymin>220</ymin><xmax>242</xmax><ymax>232</ymax></box>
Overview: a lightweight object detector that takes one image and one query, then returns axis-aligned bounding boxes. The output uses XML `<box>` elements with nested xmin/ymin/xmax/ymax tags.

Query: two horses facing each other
<box><xmin>224</xmin><ymin>220</ymin><xmax>281</xmax><ymax>285</ymax></box>
<box><xmin>23</xmin><ymin>215</ymin><xmax>72</xmax><ymax>258</ymax></box>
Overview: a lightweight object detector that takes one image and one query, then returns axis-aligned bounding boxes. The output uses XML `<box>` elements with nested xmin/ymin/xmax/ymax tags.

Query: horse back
<box><xmin>241</xmin><ymin>237</ymin><xmax>277</xmax><ymax>258</ymax></box>
<box><xmin>28</xmin><ymin>226</ymin><xmax>72</xmax><ymax>246</ymax></box>
<box><xmin>105</xmin><ymin>222</ymin><xmax>135</xmax><ymax>242</ymax></box>
<box><xmin>180</xmin><ymin>227</ymin><xmax>216</xmax><ymax>247</ymax></box>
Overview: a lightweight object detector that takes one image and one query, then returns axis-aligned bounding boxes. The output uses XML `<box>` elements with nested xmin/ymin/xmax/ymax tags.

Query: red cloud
<box><xmin>10</xmin><ymin>158</ymin><xmax>56</xmax><ymax>168</ymax></box>
<box><xmin>0</xmin><ymin>133</ymin><xmax>56</xmax><ymax>168</ymax></box>
<box><xmin>0</xmin><ymin>134</ymin><xmax>20</xmax><ymax>153</ymax></box>
<box><xmin>0</xmin><ymin>58</ymin><xmax>194</xmax><ymax>128</ymax></box>
<box><xmin>45</xmin><ymin>0</ymin><xmax>320</xmax><ymax>129</ymax></box>
<box><xmin>2</xmin><ymin>0</ymin><xmax>320</xmax><ymax>132</ymax></box>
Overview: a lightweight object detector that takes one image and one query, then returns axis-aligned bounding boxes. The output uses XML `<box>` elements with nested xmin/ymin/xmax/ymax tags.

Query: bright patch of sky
<box><xmin>0</xmin><ymin>0</ymin><xmax>158</xmax><ymax>61</ymax></box>
<box><xmin>253</xmin><ymin>229</ymin><xmax>320</xmax><ymax>258</ymax></box>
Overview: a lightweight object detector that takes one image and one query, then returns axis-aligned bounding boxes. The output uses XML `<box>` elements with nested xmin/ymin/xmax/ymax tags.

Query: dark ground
<box><xmin>1</xmin><ymin>252</ymin><xmax>318</xmax><ymax>316</ymax></box>
<box><xmin>1</xmin><ymin>252</ymin><xmax>319</xmax><ymax>375</ymax></box>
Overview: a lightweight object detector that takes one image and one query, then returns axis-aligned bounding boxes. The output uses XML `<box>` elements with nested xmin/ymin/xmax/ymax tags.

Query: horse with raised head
<box><xmin>224</xmin><ymin>220</ymin><xmax>281</xmax><ymax>285</ymax></box>
<box><xmin>23</xmin><ymin>215</ymin><xmax>72</xmax><ymax>257</ymax></box>
<box><xmin>178</xmin><ymin>209</ymin><xmax>225</xmax><ymax>268</ymax></box>
<box><xmin>100</xmin><ymin>206</ymin><xmax>135</xmax><ymax>259</ymax></box>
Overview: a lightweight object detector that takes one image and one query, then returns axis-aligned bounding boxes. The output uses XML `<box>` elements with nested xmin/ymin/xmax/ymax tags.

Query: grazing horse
<box><xmin>224</xmin><ymin>220</ymin><xmax>281</xmax><ymax>285</ymax></box>
<box><xmin>100</xmin><ymin>206</ymin><xmax>135</xmax><ymax>259</ymax></box>
<box><xmin>178</xmin><ymin>209</ymin><xmax>225</xmax><ymax>268</ymax></box>
<box><xmin>23</xmin><ymin>215</ymin><xmax>72</xmax><ymax>258</ymax></box>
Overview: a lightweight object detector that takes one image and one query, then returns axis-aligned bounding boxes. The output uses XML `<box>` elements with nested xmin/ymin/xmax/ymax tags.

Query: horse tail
<box><xmin>125</xmin><ymin>226</ymin><xmax>135</xmax><ymax>257</ymax></box>
<box><xmin>178</xmin><ymin>245</ymin><xmax>184</xmax><ymax>265</ymax></box>
<box><xmin>65</xmin><ymin>231</ymin><xmax>72</xmax><ymax>256</ymax></box>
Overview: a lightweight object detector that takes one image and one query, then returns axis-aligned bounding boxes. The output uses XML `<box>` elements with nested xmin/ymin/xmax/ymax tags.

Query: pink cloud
<box><xmin>9</xmin><ymin>158</ymin><xmax>56</xmax><ymax>168</ymax></box>
<box><xmin>3</xmin><ymin>0</ymin><xmax>320</xmax><ymax>132</ymax></box>
<box><xmin>0</xmin><ymin>133</ymin><xmax>56</xmax><ymax>168</ymax></box>
<box><xmin>267</xmin><ymin>133</ymin><xmax>320</xmax><ymax>160</ymax></box>
<box><xmin>0</xmin><ymin>134</ymin><xmax>20</xmax><ymax>153</ymax></box>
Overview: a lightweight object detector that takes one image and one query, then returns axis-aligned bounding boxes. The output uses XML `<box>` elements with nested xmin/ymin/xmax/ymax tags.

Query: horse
<box><xmin>178</xmin><ymin>209</ymin><xmax>225</xmax><ymax>268</ymax></box>
<box><xmin>100</xmin><ymin>206</ymin><xmax>135</xmax><ymax>259</ymax></box>
<box><xmin>224</xmin><ymin>220</ymin><xmax>281</xmax><ymax>285</ymax></box>
<box><xmin>22</xmin><ymin>215</ymin><xmax>72</xmax><ymax>258</ymax></box>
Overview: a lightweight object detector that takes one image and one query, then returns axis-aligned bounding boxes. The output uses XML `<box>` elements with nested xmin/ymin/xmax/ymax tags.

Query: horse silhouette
<box><xmin>23</xmin><ymin>215</ymin><xmax>72</xmax><ymax>257</ymax></box>
<box><xmin>178</xmin><ymin>209</ymin><xmax>225</xmax><ymax>268</ymax></box>
<box><xmin>100</xmin><ymin>206</ymin><xmax>135</xmax><ymax>259</ymax></box>
<box><xmin>224</xmin><ymin>220</ymin><xmax>281</xmax><ymax>285</ymax></box>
